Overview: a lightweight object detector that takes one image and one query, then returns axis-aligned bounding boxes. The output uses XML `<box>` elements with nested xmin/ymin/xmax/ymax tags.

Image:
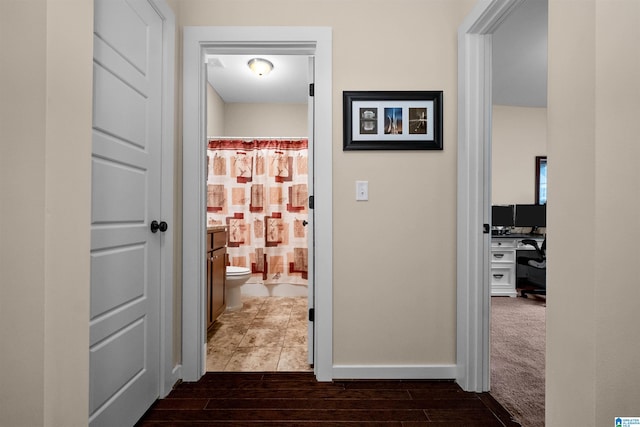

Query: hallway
<box><xmin>136</xmin><ymin>371</ymin><xmax>519</xmax><ymax>426</ymax></box>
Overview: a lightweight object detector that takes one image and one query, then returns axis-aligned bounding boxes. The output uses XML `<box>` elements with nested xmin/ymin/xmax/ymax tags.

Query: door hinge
<box><xmin>309</xmin><ymin>308</ymin><xmax>315</xmax><ymax>322</ymax></box>
<box><xmin>309</xmin><ymin>83</ymin><xmax>314</xmax><ymax>97</ymax></box>
<box><xmin>309</xmin><ymin>195</ymin><xmax>314</xmax><ymax>209</ymax></box>
<box><xmin>483</xmin><ymin>224</ymin><xmax>490</xmax><ymax>234</ymax></box>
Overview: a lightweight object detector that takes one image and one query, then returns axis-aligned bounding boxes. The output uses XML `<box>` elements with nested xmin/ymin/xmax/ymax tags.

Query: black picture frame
<box><xmin>535</xmin><ymin>156</ymin><xmax>547</xmax><ymax>205</ymax></box>
<box><xmin>343</xmin><ymin>90</ymin><xmax>443</xmax><ymax>151</ymax></box>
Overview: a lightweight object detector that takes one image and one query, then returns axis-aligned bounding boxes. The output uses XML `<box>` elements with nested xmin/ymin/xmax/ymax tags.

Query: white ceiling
<box><xmin>493</xmin><ymin>0</ymin><xmax>548</xmax><ymax>107</ymax></box>
<box><xmin>206</xmin><ymin>54</ymin><xmax>309</xmax><ymax>104</ymax></box>
<box><xmin>205</xmin><ymin>0</ymin><xmax>547</xmax><ymax>107</ymax></box>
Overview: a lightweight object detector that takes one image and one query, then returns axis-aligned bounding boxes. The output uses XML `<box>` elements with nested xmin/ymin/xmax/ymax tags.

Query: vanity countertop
<box><xmin>207</xmin><ymin>225</ymin><xmax>228</xmax><ymax>232</ymax></box>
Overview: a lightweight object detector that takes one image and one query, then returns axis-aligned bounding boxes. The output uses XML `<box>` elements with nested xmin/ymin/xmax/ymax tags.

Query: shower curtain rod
<box><xmin>207</xmin><ymin>136</ymin><xmax>307</xmax><ymax>140</ymax></box>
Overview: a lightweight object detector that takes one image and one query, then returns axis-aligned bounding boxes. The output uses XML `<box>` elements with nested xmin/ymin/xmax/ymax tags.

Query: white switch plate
<box><xmin>356</xmin><ymin>180</ymin><xmax>368</xmax><ymax>201</ymax></box>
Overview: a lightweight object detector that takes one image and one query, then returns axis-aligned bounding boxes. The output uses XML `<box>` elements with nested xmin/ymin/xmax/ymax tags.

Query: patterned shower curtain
<box><xmin>206</xmin><ymin>139</ymin><xmax>308</xmax><ymax>286</ymax></box>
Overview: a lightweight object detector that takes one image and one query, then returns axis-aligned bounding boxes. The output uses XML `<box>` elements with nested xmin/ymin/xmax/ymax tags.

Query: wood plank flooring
<box><xmin>136</xmin><ymin>372</ymin><xmax>520</xmax><ymax>426</ymax></box>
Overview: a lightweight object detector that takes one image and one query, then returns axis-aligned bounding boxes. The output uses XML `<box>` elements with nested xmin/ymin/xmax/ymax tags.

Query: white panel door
<box><xmin>90</xmin><ymin>0</ymin><xmax>163</xmax><ymax>425</ymax></box>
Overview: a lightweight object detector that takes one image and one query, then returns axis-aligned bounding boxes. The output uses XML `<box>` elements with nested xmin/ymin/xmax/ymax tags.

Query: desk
<box><xmin>491</xmin><ymin>234</ymin><xmax>545</xmax><ymax>297</ymax></box>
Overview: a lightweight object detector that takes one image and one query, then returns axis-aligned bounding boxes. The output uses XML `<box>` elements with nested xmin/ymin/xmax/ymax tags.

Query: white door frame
<box><xmin>94</xmin><ymin>0</ymin><xmax>176</xmax><ymax>402</ymax></box>
<box><xmin>181</xmin><ymin>27</ymin><xmax>333</xmax><ymax>382</ymax></box>
<box><xmin>151</xmin><ymin>0</ymin><xmax>177</xmax><ymax>398</ymax></box>
<box><xmin>456</xmin><ymin>0</ymin><xmax>523</xmax><ymax>392</ymax></box>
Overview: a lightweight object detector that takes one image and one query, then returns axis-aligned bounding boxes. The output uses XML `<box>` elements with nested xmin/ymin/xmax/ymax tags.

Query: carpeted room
<box><xmin>491</xmin><ymin>294</ymin><xmax>546</xmax><ymax>427</ymax></box>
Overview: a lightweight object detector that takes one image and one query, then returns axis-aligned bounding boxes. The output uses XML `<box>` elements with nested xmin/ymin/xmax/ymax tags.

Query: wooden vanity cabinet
<box><xmin>206</xmin><ymin>227</ymin><xmax>227</xmax><ymax>330</ymax></box>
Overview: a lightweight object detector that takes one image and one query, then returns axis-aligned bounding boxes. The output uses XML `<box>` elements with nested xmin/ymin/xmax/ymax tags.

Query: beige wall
<box><xmin>207</xmin><ymin>79</ymin><xmax>309</xmax><ymax>137</ymax></box>
<box><xmin>205</xmin><ymin>100</ymin><xmax>309</xmax><ymax>295</ymax></box>
<box><xmin>492</xmin><ymin>105</ymin><xmax>547</xmax><ymax>204</ymax></box>
<box><xmin>11</xmin><ymin>1</ymin><xmax>640</xmax><ymax>425</ymax></box>
<box><xmin>223</xmin><ymin>103</ymin><xmax>307</xmax><ymax>137</ymax></box>
<box><xmin>547</xmin><ymin>0</ymin><xmax>640</xmax><ymax>425</ymax></box>
<box><xmin>178</xmin><ymin>0</ymin><xmax>475</xmax><ymax>366</ymax></box>
<box><xmin>207</xmin><ymin>82</ymin><xmax>307</xmax><ymax>137</ymax></box>
<box><xmin>0</xmin><ymin>0</ymin><xmax>92</xmax><ymax>425</ymax></box>
<box><xmin>547</xmin><ymin>2</ymin><xmax>597</xmax><ymax>424</ymax></box>
<box><xmin>206</xmin><ymin>82</ymin><xmax>225</xmax><ymax>136</ymax></box>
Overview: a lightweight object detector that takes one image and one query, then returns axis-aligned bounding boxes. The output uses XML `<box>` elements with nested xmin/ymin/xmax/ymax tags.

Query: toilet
<box><xmin>225</xmin><ymin>266</ymin><xmax>251</xmax><ymax>311</ymax></box>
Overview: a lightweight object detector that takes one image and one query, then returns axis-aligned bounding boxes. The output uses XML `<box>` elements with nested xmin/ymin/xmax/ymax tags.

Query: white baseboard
<box><xmin>331</xmin><ymin>364</ymin><xmax>457</xmax><ymax>380</ymax></box>
<box><xmin>171</xmin><ymin>364</ymin><xmax>182</xmax><ymax>385</ymax></box>
<box><xmin>161</xmin><ymin>364</ymin><xmax>182</xmax><ymax>398</ymax></box>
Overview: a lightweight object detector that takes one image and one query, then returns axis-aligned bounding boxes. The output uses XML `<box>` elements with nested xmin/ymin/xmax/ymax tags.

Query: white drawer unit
<box><xmin>491</xmin><ymin>250</ymin><xmax>515</xmax><ymax>264</ymax></box>
<box><xmin>491</xmin><ymin>238</ymin><xmax>517</xmax><ymax>297</ymax></box>
<box><xmin>490</xmin><ymin>235</ymin><xmax>544</xmax><ymax>297</ymax></box>
<box><xmin>491</xmin><ymin>239</ymin><xmax>516</xmax><ymax>249</ymax></box>
<box><xmin>491</xmin><ymin>266</ymin><xmax>515</xmax><ymax>296</ymax></box>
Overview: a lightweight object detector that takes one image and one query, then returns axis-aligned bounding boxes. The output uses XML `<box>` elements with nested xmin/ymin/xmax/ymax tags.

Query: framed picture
<box><xmin>343</xmin><ymin>90</ymin><xmax>443</xmax><ymax>150</ymax></box>
<box><xmin>535</xmin><ymin>156</ymin><xmax>547</xmax><ymax>205</ymax></box>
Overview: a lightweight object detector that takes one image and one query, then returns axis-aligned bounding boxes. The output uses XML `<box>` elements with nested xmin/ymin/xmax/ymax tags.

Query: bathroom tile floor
<box><xmin>206</xmin><ymin>295</ymin><xmax>312</xmax><ymax>372</ymax></box>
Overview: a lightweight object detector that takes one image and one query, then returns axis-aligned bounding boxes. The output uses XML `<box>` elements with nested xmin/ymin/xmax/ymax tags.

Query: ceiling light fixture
<box><xmin>247</xmin><ymin>58</ymin><xmax>274</xmax><ymax>76</ymax></box>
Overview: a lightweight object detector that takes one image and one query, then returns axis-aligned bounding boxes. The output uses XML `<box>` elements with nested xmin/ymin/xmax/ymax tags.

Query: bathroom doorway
<box><xmin>181</xmin><ymin>26</ymin><xmax>333</xmax><ymax>382</ymax></box>
<box><xmin>204</xmin><ymin>54</ymin><xmax>311</xmax><ymax>372</ymax></box>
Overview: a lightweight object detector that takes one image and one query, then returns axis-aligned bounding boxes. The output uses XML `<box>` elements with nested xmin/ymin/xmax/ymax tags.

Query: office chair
<box><xmin>517</xmin><ymin>238</ymin><xmax>546</xmax><ymax>298</ymax></box>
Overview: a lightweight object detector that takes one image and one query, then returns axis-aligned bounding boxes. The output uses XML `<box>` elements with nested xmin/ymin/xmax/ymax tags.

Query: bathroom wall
<box><xmin>207</xmin><ymin>82</ymin><xmax>225</xmax><ymax>135</ymax></box>
<box><xmin>224</xmin><ymin>103</ymin><xmax>307</xmax><ymax>137</ymax></box>
<box><xmin>206</xmin><ymin>81</ymin><xmax>307</xmax><ymax>137</ymax></box>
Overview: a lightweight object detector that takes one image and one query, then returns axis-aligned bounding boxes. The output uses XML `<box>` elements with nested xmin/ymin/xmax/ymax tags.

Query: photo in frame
<box><xmin>343</xmin><ymin>91</ymin><xmax>443</xmax><ymax>150</ymax></box>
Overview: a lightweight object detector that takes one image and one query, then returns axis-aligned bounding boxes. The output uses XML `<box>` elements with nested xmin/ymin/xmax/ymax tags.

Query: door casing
<box><xmin>456</xmin><ymin>0</ymin><xmax>524</xmax><ymax>392</ymax></box>
<box><xmin>181</xmin><ymin>26</ymin><xmax>333</xmax><ymax>382</ymax></box>
<box><xmin>153</xmin><ymin>0</ymin><xmax>177</xmax><ymax>399</ymax></box>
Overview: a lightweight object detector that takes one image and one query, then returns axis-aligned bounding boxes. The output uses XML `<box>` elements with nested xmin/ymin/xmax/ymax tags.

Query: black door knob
<box><xmin>151</xmin><ymin>220</ymin><xmax>168</xmax><ymax>233</ymax></box>
<box><xmin>302</xmin><ymin>220</ymin><xmax>308</xmax><ymax>226</ymax></box>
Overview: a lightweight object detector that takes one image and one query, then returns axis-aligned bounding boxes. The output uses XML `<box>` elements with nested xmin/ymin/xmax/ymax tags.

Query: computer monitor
<box><xmin>492</xmin><ymin>205</ymin><xmax>515</xmax><ymax>227</ymax></box>
<box><xmin>515</xmin><ymin>204</ymin><xmax>546</xmax><ymax>228</ymax></box>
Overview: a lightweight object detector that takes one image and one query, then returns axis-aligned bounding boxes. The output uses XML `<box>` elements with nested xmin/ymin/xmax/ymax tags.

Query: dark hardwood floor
<box><xmin>136</xmin><ymin>372</ymin><xmax>520</xmax><ymax>426</ymax></box>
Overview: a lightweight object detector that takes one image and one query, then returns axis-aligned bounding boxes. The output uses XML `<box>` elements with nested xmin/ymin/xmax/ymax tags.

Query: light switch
<box><xmin>356</xmin><ymin>180</ymin><xmax>368</xmax><ymax>201</ymax></box>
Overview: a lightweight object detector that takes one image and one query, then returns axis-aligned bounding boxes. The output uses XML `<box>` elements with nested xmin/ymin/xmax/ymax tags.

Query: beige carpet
<box><xmin>491</xmin><ymin>295</ymin><xmax>546</xmax><ymax>427</ymax></box>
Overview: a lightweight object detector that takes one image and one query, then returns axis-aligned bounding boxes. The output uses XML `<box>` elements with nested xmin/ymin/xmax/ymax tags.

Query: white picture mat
<box><xmin>351</xmin><ymin>100</ymin><xmax>435</xmax><ymax>141</ymax></box>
